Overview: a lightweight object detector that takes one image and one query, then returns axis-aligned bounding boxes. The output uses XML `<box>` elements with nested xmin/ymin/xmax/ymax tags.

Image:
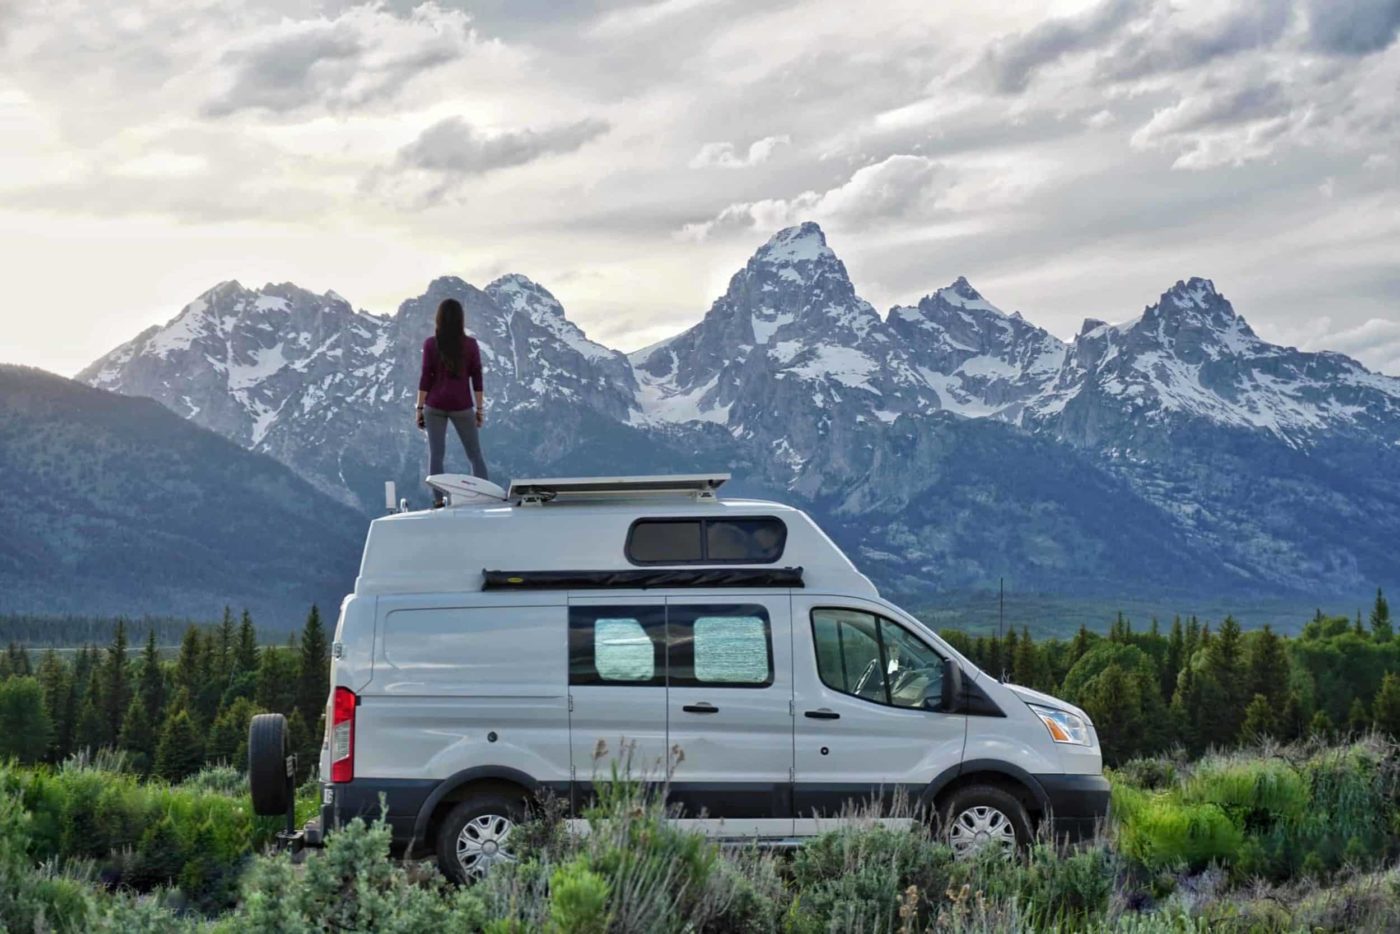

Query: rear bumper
<box><xmin>1033</xmin><ymin>773</ymin><xmax>1111</xmax><ymax>843</ymax></box>
<box><xmin>322</xmin><ymin>779</ymin><xmax>437</xmax><ymax>855</ymax></box>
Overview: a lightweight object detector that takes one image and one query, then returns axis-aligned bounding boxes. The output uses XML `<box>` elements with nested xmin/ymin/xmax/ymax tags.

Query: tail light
<box><xmin>331</xmin><ymin>686</ymin><xmax>356</xmax><ymax>782</ymax></box>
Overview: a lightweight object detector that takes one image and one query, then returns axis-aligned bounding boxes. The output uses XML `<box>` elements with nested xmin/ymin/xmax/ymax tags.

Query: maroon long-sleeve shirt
<box><xmin>419</xmin><ymin>335</ymin><xmax>483</xmax><ymax>410</ymax></box>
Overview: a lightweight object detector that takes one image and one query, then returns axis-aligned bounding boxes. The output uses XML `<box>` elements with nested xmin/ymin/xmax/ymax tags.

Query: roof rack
<box><xmin>507</xmin><ymin>473</ymin><xmax>730</xmax><ymax>505</ymax></box>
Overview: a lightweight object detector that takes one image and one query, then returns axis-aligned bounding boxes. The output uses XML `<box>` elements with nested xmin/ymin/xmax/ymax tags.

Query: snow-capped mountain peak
<box><xmin>753</xmin><ymin>221</ymin><xmax>836</xmax><ymax>267</ymax></box>
<box><xmin>933</xmin><ymin>276</ymin><xmax>1004</xmax><ymax>314</ymax></box>
<box><xmin>484</xmin><ymin>273</ymin><xmax>622</xmax><ymax>366</ymax></box>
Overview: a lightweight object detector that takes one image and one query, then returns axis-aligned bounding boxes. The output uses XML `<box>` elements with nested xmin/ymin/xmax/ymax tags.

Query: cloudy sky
<box><xmin>1</xmin><ymin>0</ymin><xmax>1398</xmax><ymax>376</ymax></box>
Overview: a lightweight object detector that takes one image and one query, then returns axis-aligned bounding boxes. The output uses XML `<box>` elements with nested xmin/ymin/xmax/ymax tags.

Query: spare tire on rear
<box><xmin>249</xmin><ymin>713</ymin><xmax>291</xmax><ymax>817</ymax></box>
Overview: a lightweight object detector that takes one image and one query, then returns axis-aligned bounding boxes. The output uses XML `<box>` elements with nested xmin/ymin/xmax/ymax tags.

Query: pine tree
<box><xmin>0</xmin><ymin>677</ymin><xmax>52</xmax><ymax>763</ymax></box>
<box><xmin>1308</xmin><ymin>709</ymin><xmax>1334</xmax><ymax>740</ymax></box>
<box><xmin>208</xmin><ymin>697</ymin><xmax>259</xmax><ymax>767</ymax></box>
<box><xmin>120</xmin><ymin>695</ymin><xmax>157</xmax><ymax>774</ymax></box>
<box><xmin>154</xmin><ymin>709</ymin><xmax>205</xmax><ymax>782</ymax></box>
<box><xmin>4</xmin><ymin>641</ymin><xmax>32</xmax><ymax>677</ymax></box>
<box><xmin>1371</xmin><ymin>588</ymin><xmax>1392</xmax><ymax>642</ymax></box>
<box><xmin>1002</xmin><ymin>629</ymin><xmax>1018</xmax><ymax>680</ymax></box>
<box><xmin>235</xmin><ymin>610</ymin><xmax>259</xmax><ymax>676</ymax></box>
<box><xmin>174</xmin><ymin>625</ymin><xmax>203</xmax><ymax>702</ymax></box>
<box><xmin>1170</xmin><ymin>661</ymin><xmax>1203</xmax><ymax>752</ymax></box>
<box><xmin>75</xmin><ymin>689</ymin><xmax>105</xmax><ymax>755</ymax></box>
<box><xmin>1353</xmin><ymin>610</ymin><xmax>1365</xmax><ymax>637</ymax></box>
<box><xmin>215</xmin><ymin>606</ymin><xmax>236</xmax><ymax>682</ymax></box>
<box><xmin>297</xmin><ymin>605</ymin><xmax>329</xmax><ymax>721</ymax></box>
<box><xmin>1068</xmin><ymin>625</ymin><xmax>1092</xmax><ymax>668</ymax></box>
<box><xmin>1011</xmin><ymin>626</ymin><xmax>1038</xmax><ymax>689</ymax></box>
<box><xmin>1346</xmin><ymin>697</ymin><xmax>1370</xmax><ymax>735</ymax></box>
<box><xmin>1163</xmin><ymin>617</ymin><xmax>1185</xmax><ymax>701</ymax></box>
<box><xmin>100</xmin><ymin>619</ymin><xmax>130</xmax><ymax>745</ymax></box>
<box><xmin>1245</xmin><ymin>625</ymin><xmax>1289</xmax><ymax>706</ymax></box>
<box><xmin>1195</xmin><ymin>616</ymin><xmax>1247</xmax><ymax>748</ymax></box>
<box><xmin>255</xmin><ymin>647</ymin><xmax>299</xmax><ymax>715</ymax></box>
<box><xmin>1372</xmin><ymin>672</ymin><xmax>1400</xmax><ymax>740</ymax></box>
<box><xmin>36</xmin><ymin>650</ymin><xmax>72</xmax><ymax>762</ymax></box>
<box><xmin>137</xmin><ymin>629</ymin><xmax>165</xmax><ymax>725</ymax></box>
<box><xmin>1241</xmin><ymin>693</ymin><xmax>1277</xmax><ymax>743</ymax></box>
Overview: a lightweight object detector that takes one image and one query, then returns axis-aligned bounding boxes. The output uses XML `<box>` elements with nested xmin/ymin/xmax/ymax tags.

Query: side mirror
<box><xmin>938</xmin><ymin>657</ymin><xmax>963</xmax><ymax>713</ymax></box>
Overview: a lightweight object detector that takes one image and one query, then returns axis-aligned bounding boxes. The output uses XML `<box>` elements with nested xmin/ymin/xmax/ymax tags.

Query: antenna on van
<box><xmin>998</xmin><ymin>577</ymin><xmax>1006</xmax><ymax>682</ymax></box>
<box><xmin>384</xmin><ymin>481</ymin><xmax>397</xmax><ymax>513</ymax></box>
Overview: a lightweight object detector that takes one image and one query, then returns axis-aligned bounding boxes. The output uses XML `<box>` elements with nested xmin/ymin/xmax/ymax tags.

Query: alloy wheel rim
<box><xmin>947</xmin><ymin>805</ymin><xmax>1017</xmax><ymax>858</ymax></box>
<box><xmin>456</xmin><ymin>813</ymin><xmax>516</xmax><ymax>879</ymax></box>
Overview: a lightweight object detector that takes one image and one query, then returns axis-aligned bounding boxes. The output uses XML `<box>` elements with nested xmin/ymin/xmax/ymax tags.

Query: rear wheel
<box><xmin>248</xmin><ymin>713</ymin><xmax>291</xmax><ymax>817</ymax></box>
<box><xmin>940</xmin><ymin>784</ymin><xmax>1032</xmax><ymax>859</ymax></box>
<box><xmin>436</xmin><ymin>793</ymin><xmax>525</xmax><ymax>884</ymax></box>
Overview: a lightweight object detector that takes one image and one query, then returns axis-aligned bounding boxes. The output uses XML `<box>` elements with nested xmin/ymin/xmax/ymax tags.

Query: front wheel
<box><xmin>436</xmin><ymin>794</ymin><xmax>525</xmax><ymax>884</ymax></box>
<box><xmin>939</xmin><ymin>784</ymin><xmax>1032</xmax><ymax>859</ymax></box>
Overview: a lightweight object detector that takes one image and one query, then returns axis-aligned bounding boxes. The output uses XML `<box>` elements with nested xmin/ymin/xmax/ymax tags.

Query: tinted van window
<box><xmin>626</xmin><ymin>521</ymin><xmax>703</xmax><ymax>563</ymax></box>
<box><xmin>627</xmin><ymin>517</ymin><xmax>786</xmax><ymax>565</ymax></box>
<box><xmin>668</xmin><ymin>604</ymin><xmax>773</xmax><ymax>688</ymax></box>
<box><xmin>569</xmin><ymin>605</ymin><xmax>665</xmax><ymax>686</ymax></box>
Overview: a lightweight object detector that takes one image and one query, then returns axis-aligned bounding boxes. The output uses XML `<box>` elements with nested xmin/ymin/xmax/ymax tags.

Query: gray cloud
<box><xmin>981</xmin><ymin>0</ymin><xmax>1143</xmax><ymax>93</ymax></box>
<box><xmin>395</xmin><ymin>116</ymin><xmax>610</xmax><ymax>175</ymax></box>
<box><xmin>1303</xmin><ymin>0</ymin><xmax>1400</xmax><ymax>54</ymax></box>
<box><xmin>203</xmin><ymin>6</ymin><xmax>474</xmax><ymax>117</ymax></box>
<box><xmin>1096</xmin><ymin>1</ymin><xmax>1294</xmax><ymax>81</ymax></box>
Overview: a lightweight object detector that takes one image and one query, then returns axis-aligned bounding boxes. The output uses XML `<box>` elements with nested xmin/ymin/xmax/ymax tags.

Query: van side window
<box><xmin>569</xmin><ymin>606</ymin><xmax>665</xmax><ymax>686</ymax></box>
<box><xmin>669</xmin><ymin>604</ymin><xmax>773</xmax><ymax>688</ymax></box>
<box><xmin>811</xmin><ymin>609</ymin><xmax>945</xmax><ymax>710</ymax></box>
<box><xmin>627</xmin><ymin>517</ymin><xmax>786</xmax><ymax>565</ymax></box>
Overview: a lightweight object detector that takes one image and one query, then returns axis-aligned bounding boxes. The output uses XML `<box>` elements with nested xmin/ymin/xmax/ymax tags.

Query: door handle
<box><xmin>804</xmin><ymin>709</ymin><xmax>840</xmax><ymax>720</ymax></box>
<box><xmin>682</xmin><ymin>703</ymin><xmax>719</xmax><ymax>714</ymax></box>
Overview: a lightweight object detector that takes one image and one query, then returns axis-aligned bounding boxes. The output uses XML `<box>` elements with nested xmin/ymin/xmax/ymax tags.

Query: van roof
<box><xmin>353</xmin><ymin>491</ymin><xmax>879</xmax><ymax>599</ymax></box>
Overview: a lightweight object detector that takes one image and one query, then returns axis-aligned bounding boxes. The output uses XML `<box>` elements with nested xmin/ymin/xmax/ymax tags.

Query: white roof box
<box><xmin>507</xmin><ymin>473</ymin><xmax>729</xmax><ymax>504</ymax></box>
<box><xmin>425</xmin><ymin>474</ymin><xmax>509</xmax><ymax>505</ymax></box>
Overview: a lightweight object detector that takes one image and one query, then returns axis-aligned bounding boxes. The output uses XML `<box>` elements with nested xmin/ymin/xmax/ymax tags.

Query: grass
<box><xmin>2</xmin><ymin>738</ymin><xmax>1399</xmax><ymax>931</ymax></box>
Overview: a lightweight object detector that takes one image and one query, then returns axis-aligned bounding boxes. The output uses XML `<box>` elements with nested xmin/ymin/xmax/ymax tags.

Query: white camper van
<box><xmin>248</xmin><ymin>474</ymin><xmax>1108</xmax><ymax>882</ymax></box>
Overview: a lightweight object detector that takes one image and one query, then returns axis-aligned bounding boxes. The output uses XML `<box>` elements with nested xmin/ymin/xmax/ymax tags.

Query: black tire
<box><xmin>939</xmin><ymin>784</ymin><xmax>1033</xmax><ymax>858</ymax></box>
<box><xmin>248</xmin><ymin>713</ymin><xmax>291</xmax><ymax>817</ymax></box>
<box><xmin>436</xmin><ymin>793</ymin><xmax>526</xmax><ymax>885</ymax></box>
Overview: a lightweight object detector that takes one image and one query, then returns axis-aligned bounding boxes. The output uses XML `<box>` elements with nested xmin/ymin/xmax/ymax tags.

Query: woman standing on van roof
<box><xmin>416</xmin><ymin>298</ymin><xmax>488</xmax><ymax>506</ymax></box>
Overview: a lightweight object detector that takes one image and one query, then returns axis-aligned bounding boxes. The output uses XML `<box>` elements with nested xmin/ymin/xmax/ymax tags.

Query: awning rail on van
<box><xmin>481</xmin><ymin>567</ymin><xmax>804</xmax><ymax>591</ymax></box>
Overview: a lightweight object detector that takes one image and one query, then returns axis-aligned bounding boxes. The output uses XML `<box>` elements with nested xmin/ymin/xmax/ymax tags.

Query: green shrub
<box><xmin>548</xmin><ymin>857</ymin><xmax>611</xmax><ymax>934</ymax></box>
<box><xmin>1114</xmin><ymin>785</ymin><xmax>1244</xmax><ymax>871</ymax></box>
<box><xmin>788</xmin><ymin>823</ymin><xmax>954</xmax><ymax>931</ymax></box>
<box><xmin>1181</xmin><ymin>759</ymin><xmax>1307</xmax><ymax>828</ymax></box>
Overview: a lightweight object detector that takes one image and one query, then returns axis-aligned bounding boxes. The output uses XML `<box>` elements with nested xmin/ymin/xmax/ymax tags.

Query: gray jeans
<box><xmin>425</xmin><ymin>407</ymin><xmax>489</xmax><ymax>498</ymax></box>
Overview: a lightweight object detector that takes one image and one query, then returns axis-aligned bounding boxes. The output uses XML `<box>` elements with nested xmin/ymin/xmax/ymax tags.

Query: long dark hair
<box><xmin>435</xmin><ymin>298</ymin><xmax>465</xmax><ymax>375</ymax></box>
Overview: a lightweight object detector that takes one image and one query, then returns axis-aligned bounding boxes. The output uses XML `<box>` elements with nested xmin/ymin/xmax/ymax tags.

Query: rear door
<box><xmin>664</xmin><ymin>595</ymin><xmax>794</xmax><ymax>835</ymax></box>
<box><xmin>567</xmin><ymin>598</ymin><xmax>671</xmax><ymax>792</ymax></box>
<box><xmin>791</xmin><ymin>596</ymin><xmax>967</xmax><ymax>826</ymax></box>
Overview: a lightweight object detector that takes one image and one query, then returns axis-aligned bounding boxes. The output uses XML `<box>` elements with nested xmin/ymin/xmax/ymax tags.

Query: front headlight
<box><xmin>1028</xmin><ymin>703</ymin><xmax>1092</xmax><ymax>746</ymax></box>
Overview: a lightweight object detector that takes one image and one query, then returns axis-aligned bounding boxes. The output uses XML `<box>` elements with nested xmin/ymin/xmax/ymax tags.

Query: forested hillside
<box><xmin>0</xmin><ymin>365</ymin><xmax>364</xmax><ymax>621</ymax></box>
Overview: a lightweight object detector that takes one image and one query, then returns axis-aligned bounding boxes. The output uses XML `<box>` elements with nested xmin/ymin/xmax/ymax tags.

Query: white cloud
<box><xmin>680</xmin><ymin>154</ymin><xmax>947</xmax><ymax>239</ymax></box>
<box><xmin>689</xmin><ymin>135</ymin><xmax>790</xmax><ymax>168</ymax></box>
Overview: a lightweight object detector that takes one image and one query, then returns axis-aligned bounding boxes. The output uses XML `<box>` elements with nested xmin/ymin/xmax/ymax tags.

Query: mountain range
<box><xmin>73</xmin><ymin>222</ymin><xmax>1400</xmax><ymax>610</ymax></box>
<box><xmin>0</xmin><ymin>365</ymin><xmax>364</xmax><ymax>622</ymax></box>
